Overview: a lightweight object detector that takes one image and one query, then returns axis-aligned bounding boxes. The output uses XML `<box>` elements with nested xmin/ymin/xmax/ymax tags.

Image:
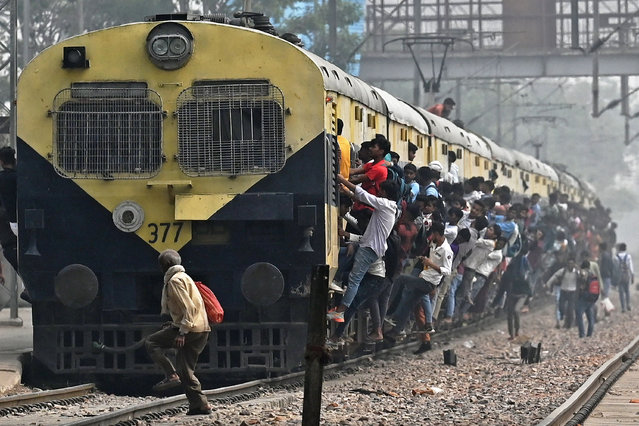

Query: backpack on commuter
<box><xmin>611</xmin><ymin>255</ymin><xmax>621</xmax><ymax>287</ymax></box>
<box><xmin>386</xmin><ymin>167</ymin><xmax>411</xmax><ymax>206</ymax></box>
<box><xmin>580</xmin><ymin>274</ymin><xmax>600</xmax><ymax>303</ymax></box>
<box><xmin>616</xmin><ymin>253</ymin><xmax>631</xmax><ymax>285</ymax></box>
<box><xmin>384</xmin><ymin>230</ymin><xmax>402</xmax><ymax>280</ymax></box>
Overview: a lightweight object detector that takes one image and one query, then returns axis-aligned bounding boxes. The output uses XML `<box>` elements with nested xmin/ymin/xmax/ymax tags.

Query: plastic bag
<box><xmin>601</xmin><ymin>297</ymin><xmax>615</xmax><ymax>313</ymax></box>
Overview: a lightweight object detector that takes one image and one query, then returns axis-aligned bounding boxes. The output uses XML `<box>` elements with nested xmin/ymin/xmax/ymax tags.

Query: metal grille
<box><xmin>51</xmin><ymin>88</ymin><xmax>163</xmax><ymax>179</ymax></box>
<box><xmin>176</xmin><ymin>83</ymin><xmax>285</xmax><ymax>176</ymax></box>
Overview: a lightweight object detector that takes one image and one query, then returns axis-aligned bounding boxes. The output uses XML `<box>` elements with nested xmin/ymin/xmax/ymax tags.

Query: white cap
<box><xmin>428</xmin><ymin>161</ymin><xmax>443</xmax><ymax>173</ymax></box>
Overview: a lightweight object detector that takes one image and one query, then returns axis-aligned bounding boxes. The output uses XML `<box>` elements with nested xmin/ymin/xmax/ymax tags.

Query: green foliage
<box><xmin>277</xmin><ymin>1</ymin><xmax>363</xmax><ymax>71</ymax></box>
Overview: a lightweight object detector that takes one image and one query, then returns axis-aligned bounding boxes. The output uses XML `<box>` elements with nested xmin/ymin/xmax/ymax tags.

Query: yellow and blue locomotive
<box><xmin>17</xmin><ymin>13</ymin><xmax>594</xmax><ymax>380</ymax></box>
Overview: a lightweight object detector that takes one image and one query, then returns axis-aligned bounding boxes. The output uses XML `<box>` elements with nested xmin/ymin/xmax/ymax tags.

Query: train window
<box><xmin>367</xmin><ymin>114</ymin><xmax>376</xmax><ymax>128</ymax></box>
<box><xmin>543</xmin><ymin>178</ymin><xmax>547</xmax><ymax>185</ymax></box>
<box><xmin>525</xmin><ymin>173</ymin><xmax>530</xmax><ymax>181</ymax></box>
<box><xmin>51</xmin><ymin>85</ymin><xmax>163</xmax><ymax>179</ymax></box>
<box><xmin>520</xmin><ymin>171</ymin><xmax>524</xmax><ymax>179</ymax></box>
<box><xmin>484</xmin><ymin>160</ymin><xmax>488</xmax><ymax>170</ymax></box>
<box><xmin>354</xmin><ymin>106</ymin><xmax>362</xmax><ymax>122</ymax></box>
<box><xmin>441</xmin><ymin>144</ymin><xmax>448</xmax><ymax>155</ymax></box>
<box><xmin>535</xmin><ymin>176</ymin><xmax>540</xmax><ymax>183</ymax></box>
<box><xmin>508</xmin><ymin>169</ymin><xmax>512</xmax><ymax>178</ymax></box>
<box><xmin>456</xmin><ymin>148</ymin><xmax>462</xmax><ymax>159</ymax></box>
<box><xmin>176</xmin><ymin>81</ymin><xmax>285</xmax><ymax>176</ymax></box>
<box><xmin>416</xmin><ymin>135</ymin><xmax>423</xmax><ymax>148</ymax></box>
<box><xmin>474</xmin><ymin>156</ymin><xmax>479</xmax><ymax>167</ymax></box>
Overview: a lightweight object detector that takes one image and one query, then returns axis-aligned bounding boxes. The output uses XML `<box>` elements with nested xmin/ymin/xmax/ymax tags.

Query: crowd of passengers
<box><xmin>327</xmin><ymin>132</ymin><xmax>632</xmax><ymax>354</ymax></box>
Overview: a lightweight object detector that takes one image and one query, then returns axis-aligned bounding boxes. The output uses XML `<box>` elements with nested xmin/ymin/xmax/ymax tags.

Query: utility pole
<box><xmin>0</xmin><ymin>0</ymin><xmax>21</xmax><ymax>326</ymax></box>
<box><xmin>592</xmin><ymin>0</ymin><xmax>600</xmax><ymax>117</ymax></box>
<box><xmin>21</xmin><ymin>0</ymin><xmax>29</xmax><ymax>66</ymax></box>
<box><xmin>328</xmin><ymin>0</ymin><xmax>336</xmax><ymax>61</ymax></box>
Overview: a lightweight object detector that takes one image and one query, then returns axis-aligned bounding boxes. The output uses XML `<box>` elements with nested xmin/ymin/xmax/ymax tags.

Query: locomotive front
<box><xmin>17</xmin><ymin>16</ymin><xmax>338</xmax><ymax>379</ymax></box>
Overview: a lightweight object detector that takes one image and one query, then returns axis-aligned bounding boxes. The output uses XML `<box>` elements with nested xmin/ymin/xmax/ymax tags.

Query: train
<box><xmin>16</xmin><ymin>12</ymin><xmax>595</xmax><ymax>381</ymax></box>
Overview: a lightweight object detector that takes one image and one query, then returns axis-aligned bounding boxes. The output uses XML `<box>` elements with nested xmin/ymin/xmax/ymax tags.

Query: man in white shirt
<box><xmin>546</xmin><ymin>257</ymin><xmax>580</xmax><ymax>328</ymax></box>
<box><xmin>386</xmin><ymin>222</ymin><xmax>453</xmax><ymax>338</ymax></box>
<box><xmin>328</xmin><ymin>174</ymin><xmax>399</xmax><ymax>322</ymax></box>
<box><xmin>616</xmin><ymin>242</ymin><xmax>634</xmax><ymax>312</ymax></box>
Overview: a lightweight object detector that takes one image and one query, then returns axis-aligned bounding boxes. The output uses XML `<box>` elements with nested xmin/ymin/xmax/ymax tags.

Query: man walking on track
<box><xmin>145</xmin><ymin>249</ymin><xmax>212</xmax><ymax>416</ymax></box>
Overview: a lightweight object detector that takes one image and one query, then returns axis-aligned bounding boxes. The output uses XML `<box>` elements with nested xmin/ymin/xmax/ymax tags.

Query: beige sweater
<box><xmin>161</xmin><ymin>265</ymin><xmax>211</xmax><ymax>334</ymax></box>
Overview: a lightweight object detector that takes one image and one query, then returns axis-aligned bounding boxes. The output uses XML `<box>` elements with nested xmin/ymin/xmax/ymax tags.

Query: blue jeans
<box><xmin>619</xmin><ymin>279</ymin><xmax>631</xmax><ymax>312</ymax></box>
<box><xmin>447</xmin><ymin>273</ymin><xmax>463</xmax><ymax>318</ymax></box>
<box><xmin>602</xmin><ymin>277</ymin><xmax>612</xmax><ymax>299</ymax></box>
<box><xmin>575</xmin><ymin>297</ymin><xmax>595</xmax><ymax>337</ymax></box>
<box><xmin>342</xmin><ymin>246</ymin><xmax>379</xmax><ymax>307</ymax></box>
<box><xmin>336</xmin><ymin>245</ymin><xmax>357</xmax><ymax>284</ymax></box>
<box><xmin>420</xmin><ymin>292</ymin><xmax>434</xmax><ymax>324</ymax></box>
<box><xmin>554</xmin><ymin>286</ymin><xmax>562</xmax><ymax>321</ymax></box>
<box><xmin>391</xmin><ymin>274</ymin><xmax>436</xmax><ymax>333</ymax></box>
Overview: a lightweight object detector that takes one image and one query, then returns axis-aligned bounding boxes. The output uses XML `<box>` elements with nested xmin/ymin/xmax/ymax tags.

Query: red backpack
<box><xmin>194</xmin><ymin>281</ymin><xmax>224</xmax><ymax>324</ymax></box>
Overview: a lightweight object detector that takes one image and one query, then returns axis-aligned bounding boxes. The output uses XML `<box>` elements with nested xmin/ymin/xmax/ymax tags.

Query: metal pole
<box><xmin>302</xmin><ymin>264</ymin><xmax>329</xmax><ymax>426</ymax></box>
<box><xmin>328</xmin><ymin>0</ymin><xmax>336</xmax><ymax>61</ymax></box>
<box><xmin>21</xmin><ymin>0</ymin><xmax>29</xmax><ymax>66</ymax></box>
<box><xmin>5</xmin><ymin>0</ymin><xmax>21</xmax><ymax>326</ymax></box>
<box><xmin>496</xmin><ymin>79</ymin><xmax>502</xmax><ymax>143</ymax></box>
<box><xmin>77</xmin><ymin>0</ymin><xmax>84</xmax><ymax>34</ymax></box>
<box><xmin>592</xmin><ymin>0</ymin><xmax>600</xmax><ymax>117</ymax></box>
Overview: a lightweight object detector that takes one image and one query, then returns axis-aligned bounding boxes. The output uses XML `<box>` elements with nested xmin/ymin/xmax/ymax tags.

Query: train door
<box><xmin>324</xmin><ymin>92</ymin><xmax>339</xmax><ymax>269</ymax></box>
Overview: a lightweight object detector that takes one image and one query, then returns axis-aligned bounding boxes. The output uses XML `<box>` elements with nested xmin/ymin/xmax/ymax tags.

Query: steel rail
<box><xmin>538</xmin><ymin>333</ymin><xmax>639</xmax><ymax>426</ymax></box>
<box><xmin>65</xmin><ymin>310</ymin><xmax>512</xmax><ymax>426</ymax></box>
<box><xmin>0</xmin><ymin>383</ymin><xmax>95</xmax><ymax>409</ymax></box>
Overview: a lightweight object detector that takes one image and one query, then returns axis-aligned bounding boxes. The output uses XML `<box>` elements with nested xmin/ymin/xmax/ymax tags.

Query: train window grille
<box><xmin>51</xmin><ymin>87</ymin><xmax>163</xmax><ymax>179</ymax></box>
<box><xmin>176</xmin><ymin>82</ymin><xmax>285</xmax><ymax>176</ymax></box>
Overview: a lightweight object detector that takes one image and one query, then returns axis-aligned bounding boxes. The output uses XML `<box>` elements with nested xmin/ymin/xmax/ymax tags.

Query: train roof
<box><xmin>555</xmin><ymin>167</ymin><xmax>580</xmax><ymax>189</ymax></box>
<box><xmin>373</xmin><ymin>87</ymin><xmax>430</xmax><ymax>134</ymax></box>
<box><xmin>412</xmin><ymin>107</ymin><xmax>492</xmax><ymax>157</ymax></box>
<box><xmin>481</xmin><ymin>137</ymin><xmax>516</xmax><ymax>166</ymax></box>
<box><xmin>303</xmin><ymin>50</ymin><xmax>387</xmax><ymax>115</ymax></box>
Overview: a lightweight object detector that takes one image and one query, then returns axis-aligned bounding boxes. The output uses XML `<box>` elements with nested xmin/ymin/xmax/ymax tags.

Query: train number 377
<box><xmin>147</xmin><ymin>222</ymin><xmax>184</xmax><ymax>243</ymax></box>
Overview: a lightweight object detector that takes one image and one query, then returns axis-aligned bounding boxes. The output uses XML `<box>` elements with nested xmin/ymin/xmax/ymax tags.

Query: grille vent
<box><xmin>176</xmin><ymin>82</ymin><xmax>285</xmax><ymax>176</ymax></box>
<box><xmin>51</xmin><ymin>87</ymin><xmax>163</xmax><ymax>179</ymax></box>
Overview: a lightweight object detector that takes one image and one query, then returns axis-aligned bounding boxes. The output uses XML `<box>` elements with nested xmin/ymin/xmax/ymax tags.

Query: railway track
<box><xmin>64</xmin><ymin>311</ymin><xmax>510</xmax><ymax>426</ymax></box>
<box><xmin>539</xmin><ymin>333</ymin><xmax>639</xmax><ymax>426</ymax></box>
<box><xmin>0</xmin><ymin>383</ymin><xmax>95</xmax><ymax>414</ymax></box>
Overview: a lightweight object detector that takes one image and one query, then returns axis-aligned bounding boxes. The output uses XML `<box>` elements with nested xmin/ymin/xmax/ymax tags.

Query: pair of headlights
<box><xmin>146</xmin><ymin>23</ymin><xmax>193</xmax><ymax>70</ymax></box>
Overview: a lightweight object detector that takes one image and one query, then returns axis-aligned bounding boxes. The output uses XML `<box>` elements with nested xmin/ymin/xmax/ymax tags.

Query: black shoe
<box><xmin>414</xmin><ymin>342</ymin><xmax>432</xmax><ymax>354</ymax></box>
<box><xmin>187</xmin><ymin>406</ymin><xmax>212</xmax><ymax>416</ymax></box>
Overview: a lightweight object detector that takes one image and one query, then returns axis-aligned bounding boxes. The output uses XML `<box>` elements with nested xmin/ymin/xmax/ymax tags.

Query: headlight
<box><xmin>151</xmin><ymin>38</ymin><xmax>169</xmax><ymax>56</ymax></box>
<box><xmin>146</xmin><ymin>23</ymin><xmax>193</xmax><ymax>70</ymax></box>
<box><xmin>169</xmin><ymin>37</ymin><xmax>187</xmax><ymax>55</ymax></box>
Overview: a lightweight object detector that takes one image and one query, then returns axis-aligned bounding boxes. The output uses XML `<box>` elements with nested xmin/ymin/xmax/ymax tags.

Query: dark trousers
<box><xmin>145</xmin><ymin>327</ymin><xmax>210</xmax><ymax>410</ymax></box>
<box><xmin>334</xmin><ymin>274</ymin><xmax>391</xmax><ymax>338</ymax></box>
<box><xmin>505</xmin><ymin>294</ymin><xmax>523</xmax><ymax>338</ymax></box>
<box><xmin>559</xmin><ymin>290</ymin><xmax>577</xmax><ymax>328</ymax></box>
